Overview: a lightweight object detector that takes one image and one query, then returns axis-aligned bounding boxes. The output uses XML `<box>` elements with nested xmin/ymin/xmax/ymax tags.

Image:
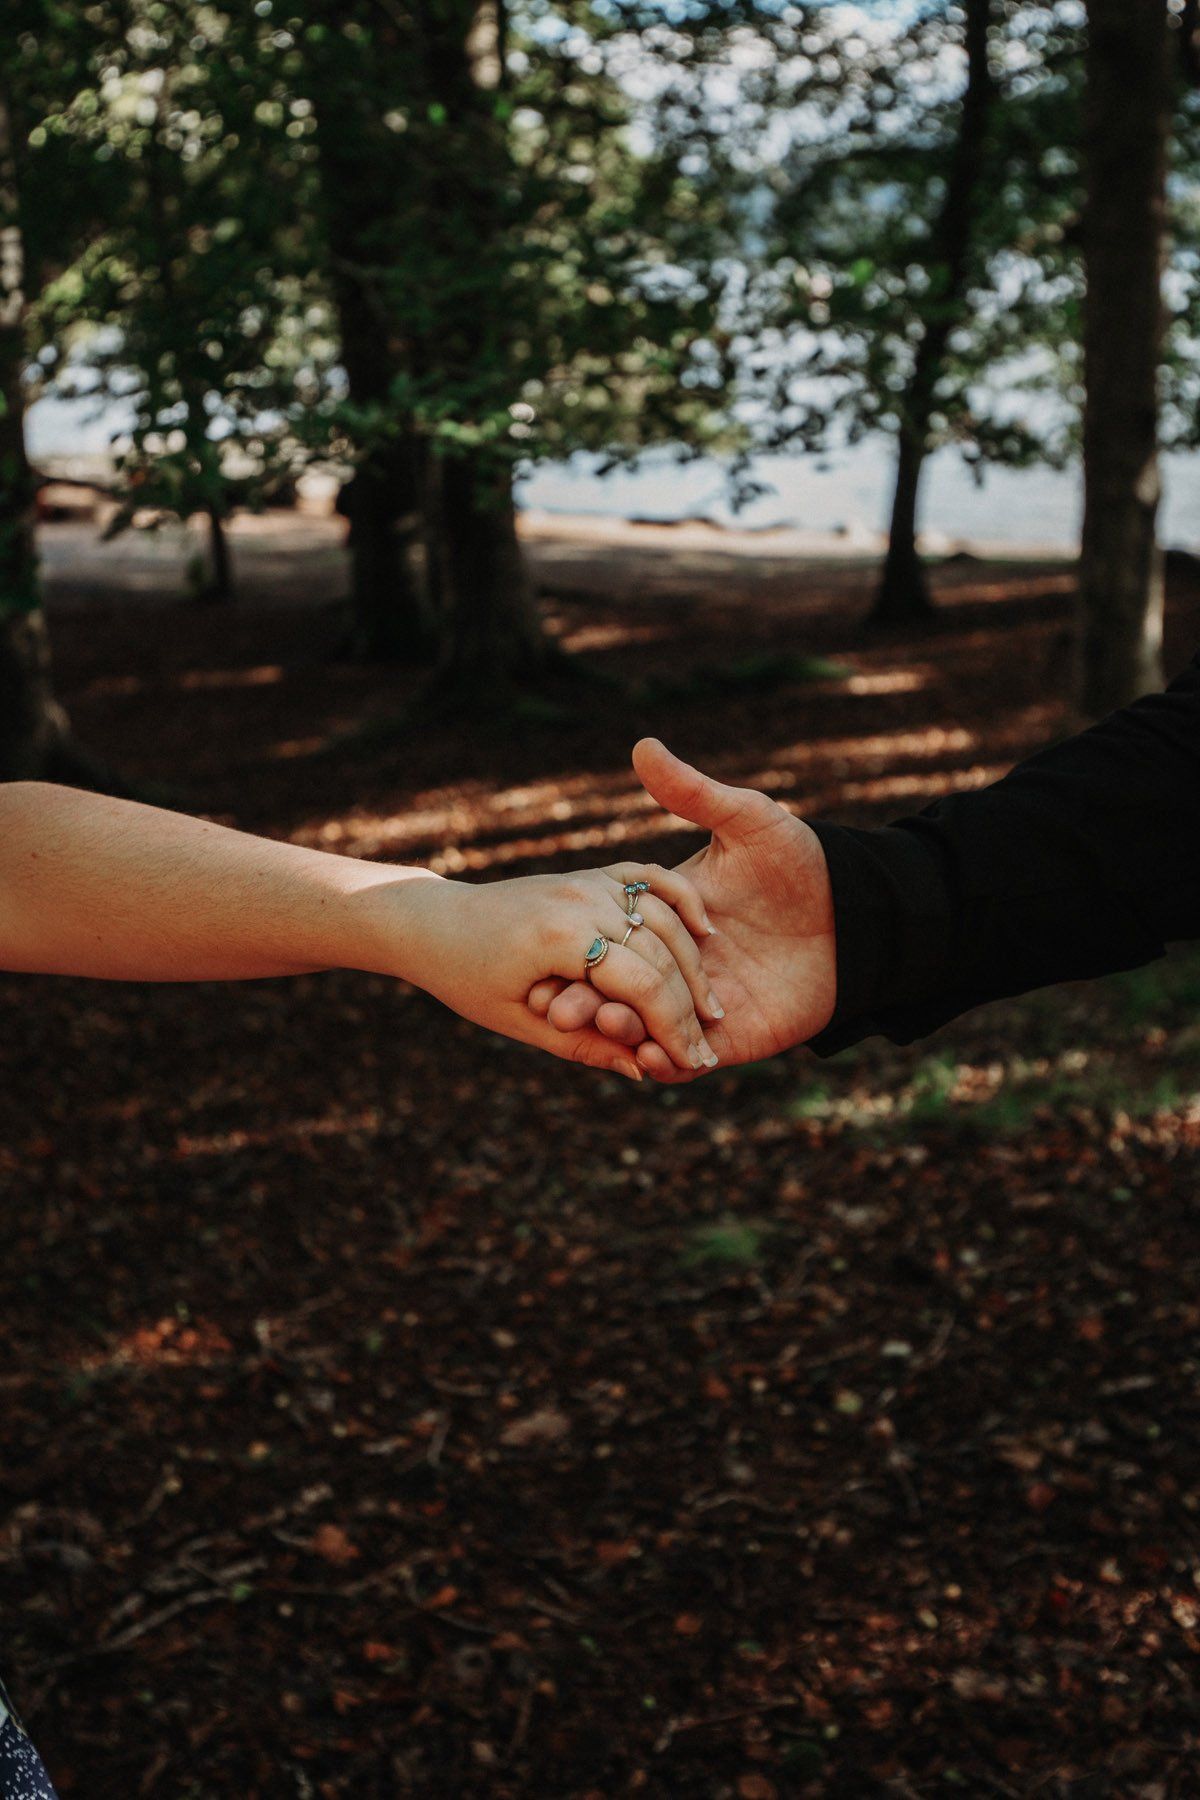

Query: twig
<box><xmin>653</xmin><ymin>1697</ymin><xmax>799</xmax><ymax>1754</ymax></box>
<box><xmin>33</xmin><ymin>1588</ymin><xmax>227</xmax><ymax>1673</ymax></box>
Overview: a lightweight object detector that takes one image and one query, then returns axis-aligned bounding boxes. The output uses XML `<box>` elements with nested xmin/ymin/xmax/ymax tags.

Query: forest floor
<box><xmin>5</xmin><ymin>525</ymin><xmax>1200</xmax><ymax>1799</ymax></box>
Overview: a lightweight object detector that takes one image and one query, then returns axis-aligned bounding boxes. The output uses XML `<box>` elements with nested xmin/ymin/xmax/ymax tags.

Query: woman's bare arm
<box><xmin>0</xmin><ymin>783</ymin><xmax>430</xmax><ymax>983</ymax></box>
<box><xmin>0</xmin><ymin>783</ymin><xmax>723</xmax><ymax>1077</ymax></box>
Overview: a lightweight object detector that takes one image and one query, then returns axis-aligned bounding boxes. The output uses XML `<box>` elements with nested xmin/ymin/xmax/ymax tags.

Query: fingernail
<box><xmin>699</xmin><ymin>1039</ymin><xmax>720</xmax><ymax>1068</ymax></box>
<box><xmin>688</xmin><ymin>1044</ymin><xmax>704</xmax><ymax>1069</ymax></box>
<box><xmin>707</xmin><ymin>993</ymin><xmax>725</xmax><ymax>1019</ymax></box>
<box><xmin>705</xmin><ymin>921</ymin><xmax>718</xmax><ymax>936</ymax></box>
<box><xmin>624</xmin><ymin>1065</ymin><xmax>643</xmax><ymax>1082</ymax></box>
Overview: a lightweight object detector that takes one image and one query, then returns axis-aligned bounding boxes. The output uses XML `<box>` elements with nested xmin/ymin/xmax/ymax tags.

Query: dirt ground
<box><xmin>4</xmin><ymin>521</ymin><xmax>1200</xmax><ymax>1799</ymax></box>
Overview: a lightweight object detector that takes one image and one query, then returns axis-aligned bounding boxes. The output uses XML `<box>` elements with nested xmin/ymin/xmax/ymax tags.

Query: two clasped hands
<box><xmin>526</xmin><ymin>736</ymin><xmax>837</xmax><ymax>1080</ymax></box>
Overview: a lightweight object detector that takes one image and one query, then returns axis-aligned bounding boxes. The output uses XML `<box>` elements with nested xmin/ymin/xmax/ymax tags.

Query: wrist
<box><xmin>341</xmin><ymin>866</ymin><xmax>466</xmax><ymax>988</ymax></box>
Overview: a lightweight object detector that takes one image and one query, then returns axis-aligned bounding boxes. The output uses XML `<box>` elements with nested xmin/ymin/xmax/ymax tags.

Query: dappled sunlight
<box><xmin>292</xmin><ymin>768</ymin><xmax>664</xmax><ymax>864</ymax></box>
<box><xmin>789</xmin><ymin>1008</ymin><xmax>1200</xmax><ymax>1140</ymax></box>
<box><xmin>324</xmin><ymin>809</ymin><xmax>679</xmax><ymax>871</ymax></box>
<box><xmin>288</xmin><ymin>721</ymin><xmax>1003</xmax><ymax>867</ymax></box>
<box><xmin>163</xmin><ymin>1104</ymin><xmax>388</xmax><ymax>1164</ymax></box>
<box><xmin>556</xmin><ymin>620</ymin><xmax>672</xmax><ymax>655</ymax></box>
<box><xmin>816</xmin><ymin>762</ymin><xmax>1008</xmax><ymax>810</ymax></box>
<box><xmin>764</xmin><ymin>722</ymin><xmax>979</xmax><ymax>771</ymax></box>
<box><xmin>841</xmin><ymin>668</ymin><xmax>927</xmax><ymax>696</ymax></box>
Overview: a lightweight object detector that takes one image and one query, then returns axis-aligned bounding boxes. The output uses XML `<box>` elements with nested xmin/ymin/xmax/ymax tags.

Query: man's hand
<box><xmin>527</xmin><ymin>738</ymin><xmax>837</xmax><ymax>1080</ymax></box>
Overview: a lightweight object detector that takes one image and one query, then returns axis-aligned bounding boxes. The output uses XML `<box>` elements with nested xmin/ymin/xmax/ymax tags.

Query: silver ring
<box><xmin>620</xmin><ymin>912</ymin><xmax>644</xmax><ymax>947</ymax></box>
<box><xmin>624</xmin><ymin>880</ymin><xmax>650</xmax><ymax>916</ymax></box>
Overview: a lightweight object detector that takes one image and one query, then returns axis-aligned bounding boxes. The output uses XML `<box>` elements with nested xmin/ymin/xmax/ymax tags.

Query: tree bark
<box><xmin>418</xmin><ymin>0</ymin><xmax>552</xmax><ymax>688</ymax></box>
<box><xmin>196</xmin><ymin>501</ymin><xmax>234</xmax><ymax>605</ymax></box>
<box><xmin>872</xmin><ymin>0</ymin><xmax>995</xmax><ymax>627</ymax></box>
<box><xmin>431</xmin><ymin>450</ymin><xmax>547</xmax><ymax>695</ymax></box>
<box><xmin>340</xmin><ymin>433</ymin><xmax>435</xmax><ymax>661</ymax></box>
<box><xmin>0</xmin><ymin>611</ymin><xmax>72</xmax><ymax>779</ymax></box>
<box><xmin>303</xmin><ymin>14</ymin><xmax>440</xmax><ymax>665</ymax></box>
<box><xmin>876</xmin><ymin>430</ymin><xmax>934</xmax><ymax>624</ymax></box>
<box><xmin>1076</xmin><ymin>0</ymin><xmax>1170</xmax><ymax>717</ymax></box>
<box><xmin>333</xmin><ymin>307</ymin><xmax>438</xmax><ymax>663</ymax></box>
<box><xmin>0</xmin><ymin>86</ymin><xmax>73</xmax><ymax>779</ymax></box>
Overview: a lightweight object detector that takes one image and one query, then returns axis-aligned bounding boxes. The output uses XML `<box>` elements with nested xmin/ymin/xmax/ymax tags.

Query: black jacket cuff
<box><xmin>806</xmin><ymin>821</ymin><xmax>957</xmax><ymax>1056</ymax></box>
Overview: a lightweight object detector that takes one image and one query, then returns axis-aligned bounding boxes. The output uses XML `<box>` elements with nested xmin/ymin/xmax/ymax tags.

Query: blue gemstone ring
<box><xmin>624</xmin><ymin>880</ymin><xmax>651</xmax><ymax>915</ymax></box>
<box><xmin>584</xmin><ymin>935</ymin><xmax>610</xmax><ymax>976</ymax></box>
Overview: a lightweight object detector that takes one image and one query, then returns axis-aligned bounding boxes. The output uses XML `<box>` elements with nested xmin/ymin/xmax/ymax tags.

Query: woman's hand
<box><xmin>388</xmin><ymin>861</ymin><xmax>725</xmax><ymax>1080</ymax></box>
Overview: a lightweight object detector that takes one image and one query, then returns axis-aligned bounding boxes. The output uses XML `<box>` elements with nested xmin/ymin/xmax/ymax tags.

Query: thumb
<box><xmin>632</xmin><ymin>737</ymin><xmax>767</xmax><ymax>839</ymax></box>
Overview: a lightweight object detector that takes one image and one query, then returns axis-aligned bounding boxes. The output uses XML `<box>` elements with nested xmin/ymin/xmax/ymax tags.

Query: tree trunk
<box><xmin>1076</xmin><ymin>0</ymin><xmax>1170</xmax><ymax>717</ymax></box>
<box><xmin>419</xmin><ymin>0</ymin><xmax>553</xmax><ymax>687</ymax></box>
<box><xmin>342</xmin><ymin>435</ymin><xmax>436</xmax><ymax>661</ymax></box>
<box><xmin>196</xmin><ymin>502</ymin><xmax>234</xmax><ymax>604</ymax></box>
<box><xmin>303</xmin><ymin>19</ymin><xmax>440</xmax><ymax>666</ymax></box>
<box><xmin>0</xmin><ymin>87</ymin><xmax>73</xmax><ymax>779</ymax></box>
<box><xmin>875</xmin><ymin>430</ymin><xmax>934</xmax><ymax>624</ymax></box>
<box><xmin>0</xmin><ymin>612</ymin><xmax>72</xmax><ymax>779</ymax></box>
<box><xmin>872</xmin><ymin>0</ymin><xmax>995</xmax><ymax>627</ymax></box>
<box><xmin>432</xmin><ymin>451</ymin><xmax>547</xmax><ymax>695</ymax></box>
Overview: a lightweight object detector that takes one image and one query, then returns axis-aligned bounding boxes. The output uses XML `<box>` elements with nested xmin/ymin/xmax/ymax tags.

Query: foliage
<box><xmin>626</xmin><ymin>1</ymin><xmax>1089</xmax><ymax>488</ymax></box>
<box><xmin>27</xmin><ymin>2</ymin><xmax>334</xmax><ymax>536</ymax></box>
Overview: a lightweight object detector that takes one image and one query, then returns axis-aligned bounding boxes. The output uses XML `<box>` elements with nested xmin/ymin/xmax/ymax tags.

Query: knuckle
<box><xmin>644</xmin><ymin>934</ymin><xmax>674</xmax><ymax>976</ymax></box>
<box><xmin>549</xmin><ymin>915</ymin><xmax>580</xmax><ymax>953</ymax></box>
<box><xmin>631</xmin><ymin>960</ymin><xmax>661</xmax><ymax>1002</ymax></box>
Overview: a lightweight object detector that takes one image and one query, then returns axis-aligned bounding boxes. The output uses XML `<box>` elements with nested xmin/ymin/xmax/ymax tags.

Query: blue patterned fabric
<box><xmin>0</xmin><ymin>1684</ymin><xmax>59</xmax><ymax>1800</ymax></box>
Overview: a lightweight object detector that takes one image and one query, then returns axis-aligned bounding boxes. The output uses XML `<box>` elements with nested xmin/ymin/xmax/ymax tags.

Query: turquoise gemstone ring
<box><xmin>584</xmin><ymin>935</ymin><xmax>610</xmax><ymax>975</ymax></box>
<box><xmin>623</xmin><ymin>880</ymin><xmax>651</xmax><ymax>915</ymax></box>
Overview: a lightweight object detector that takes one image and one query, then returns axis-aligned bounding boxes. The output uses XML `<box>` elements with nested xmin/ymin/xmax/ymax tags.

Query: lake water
<box><xmin>28</xmin><ymin>394</ymin><xmax>1200</xmax><ymax>552</ymax></box>
<box><xmin>517</xmin><ymin>441</ymin><xmax>1200</xmax><ymax>552</ymax></box>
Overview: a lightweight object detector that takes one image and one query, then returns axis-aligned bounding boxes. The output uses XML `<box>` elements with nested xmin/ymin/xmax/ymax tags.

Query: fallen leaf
<box><xmin>311</xmin><ymin>1523</ymin><xmax>359</xmax><ymax>1566</ymax></box>
<box><xmin>737</xmin><ymin>1776</ymin><xmax>778</xmax><ymax>1800</ymax></box>
<box><xmin>500</xmin><ymin>1407</ymin><xmax>571</xmax><ymax>1448</ymax></box>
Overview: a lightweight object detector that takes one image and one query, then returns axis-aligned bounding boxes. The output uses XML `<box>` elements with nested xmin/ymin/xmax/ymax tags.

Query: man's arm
<box><xmin>809</xmin><ymin>648</ymin><xmax>1200</xmax><ymax>1052</ymax></box>
<box><xmin>533</xmin><ymin>650</ymin><xmax>1200</xmax><ymax>1073</ymax></box>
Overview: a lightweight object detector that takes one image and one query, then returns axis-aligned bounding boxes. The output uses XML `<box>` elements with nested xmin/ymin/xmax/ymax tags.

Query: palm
<box><xmin>672</xmin><ymin>807</ymin><xmax>835</xmax><ymax>1069</ymax></box>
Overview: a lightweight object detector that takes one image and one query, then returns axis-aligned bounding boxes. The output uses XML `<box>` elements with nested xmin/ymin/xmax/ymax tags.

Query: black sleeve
<box><xmin>807</xmin><ymin>650</ymin><xmax>1200</xmax><ymax>1055</ymax></box>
